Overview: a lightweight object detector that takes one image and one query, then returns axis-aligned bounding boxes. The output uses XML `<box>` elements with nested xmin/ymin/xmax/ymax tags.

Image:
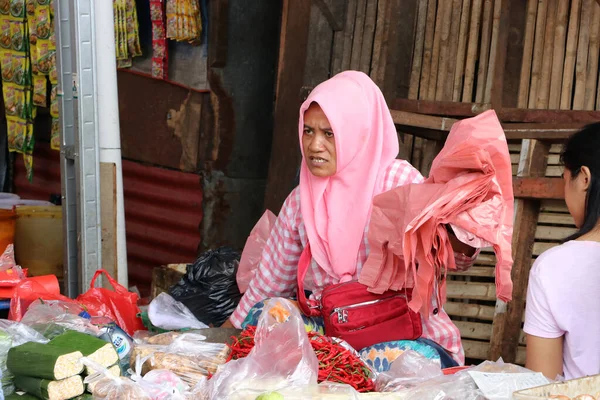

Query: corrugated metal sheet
<box><xmin>122</xmin><ymin>159</ymin><xmax>202</xmax><ymax>290</ymax></box>
<box><xmin>13</xmin><ymin>141</ymin><xmax>202</xmax><ymax>294</ymax></box>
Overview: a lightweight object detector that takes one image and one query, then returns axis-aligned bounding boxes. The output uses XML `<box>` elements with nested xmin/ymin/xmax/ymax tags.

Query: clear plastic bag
<box><xmin>128</xmin><ymin>354</ymin><xmax>189</xmax><ymax>400</ymax></box>
<box><xmin>397</xmin><ymin>372</ymin><xmax>486</xmax><ymax>400</ymax></box>
<box><xmin>207</xmin><ymin>298</ymin><xmax>319</xmax><ymax>400</ymax></box>
<box><xmin>0</xmin><ymin>319</ymin><xmax>50</xmax><ymax>395</ymax></box>
<box><xmin>20</xmin><ymin>300</ymin><xmax>100</xmax><ymax>339</ymax></box>
<box><xmin>131</xmin><ymin>333</ymin><xmax>229</xmax><ymax>387</ymax></box>
<box><xmin>147</xmin><ymin>293</ymin><xmax>208</xmax><ymax>331</ymax></box>
<box><xmin>82</xmin><ymin>358</ymin><xmax>151</xmax><ymax>400</ymax></box>
<box><xmin>184</xmin><ymin>377</ymin><xmax>209</xmax><ymax>400</ymax></box>
<box><xmin>237</xmin><ymin>210</ymin><xmax>276</xmax><ymax>293</ymax></box>
<box><xmin>0</xmin><ymin>319</ymin><xmax>49</xmax><ymax>346</ymax></box>
<box><xmin>375</xmin><ymin>350</ymin><xmax>443</xmax><ymax>392</ymax></box>
<box><xmin>0</xmin><ymin>245</ymin><xmax>25</xmax><ymax>287</ymax></box>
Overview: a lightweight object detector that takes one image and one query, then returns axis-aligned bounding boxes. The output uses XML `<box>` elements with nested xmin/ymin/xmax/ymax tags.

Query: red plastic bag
<box><xmin>360</xmin><ymin>110</ymin><xmax>514</xmax><ymax>316</ymax></box>
<box><xmin>237</xmin><ymin>210</ymin><xmax>276</xmax><ymax>293</ymax></box>
<box><xmin>9</xmin><ymin>276</ymin><xmax>67</xmax><ymax>321</ymax></box>
<box><xmin>76</xmin><ymin>269</ymin><xmax>144</xmax><ymax>336</ymax></box>
<box><xmin>0</xmin><ymin>244</ymin><xmax>27</xmax><ymax>287</ymax></box>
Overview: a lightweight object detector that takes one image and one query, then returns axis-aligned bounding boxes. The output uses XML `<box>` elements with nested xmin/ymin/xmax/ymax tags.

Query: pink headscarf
<box><xmin>299</xmin><ymin>71</ymin><xmax>400</xmax><ymax>282</ymax></box>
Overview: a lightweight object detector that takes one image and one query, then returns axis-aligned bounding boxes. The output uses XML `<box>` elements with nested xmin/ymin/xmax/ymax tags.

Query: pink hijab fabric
<box><xmin>298</xmin><ymin>71</ymin><xmax>400</xmax><ymax>282</ymax></box>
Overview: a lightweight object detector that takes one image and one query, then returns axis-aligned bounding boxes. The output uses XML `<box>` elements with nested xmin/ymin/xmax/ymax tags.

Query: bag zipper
<box><xmin>330</xmin><ymin>293</ymin><xmax>408</xmax><ymax>324</ymax></box>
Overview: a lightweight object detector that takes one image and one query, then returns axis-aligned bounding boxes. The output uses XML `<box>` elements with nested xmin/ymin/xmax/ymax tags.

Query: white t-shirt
<box><xmin>524</xmin><ymin>241</ymin><xmax>600</xmax><ymax>380</ymax></box>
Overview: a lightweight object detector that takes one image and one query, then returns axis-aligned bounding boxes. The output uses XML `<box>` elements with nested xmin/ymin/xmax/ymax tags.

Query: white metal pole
<box><xmin>93</xmin><ymin>0</ymin><xmax>128</xmax><ymax>287</ymax></box>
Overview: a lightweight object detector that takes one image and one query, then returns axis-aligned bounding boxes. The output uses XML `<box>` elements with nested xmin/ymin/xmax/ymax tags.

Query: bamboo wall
<box><xmin>272</xmin><ymin>0</ymin><xmax>591</xmax><ymax>363</ymax></box>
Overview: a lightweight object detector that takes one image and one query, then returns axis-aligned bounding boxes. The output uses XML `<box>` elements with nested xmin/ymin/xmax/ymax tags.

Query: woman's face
<box><xmin>564</xmin><ymin>167</ymin><xmax>590</xmax><ymax>228</ymax></box>
<box><xmin>302</xmin><ymin>103</ymin><xmax>337</xmax><ymax>177</ymax></box>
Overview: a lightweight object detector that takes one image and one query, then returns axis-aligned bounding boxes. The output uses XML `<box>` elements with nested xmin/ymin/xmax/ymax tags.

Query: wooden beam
<box><xmin>502</xmin><ymin>123</ymin><xmax>583</xmax><ymax>140</ymax></box>
<box><xmin>100</xmin><ymin>163</ymin><xmax>118</xmax><ymax>289</ymax></box>
<box><xmin>391</xmin><ymin>99</ymin><xmax>600</xmax><ymax>123</ymax></box>
<box><xmin>489</xmin><ymin>139</ymin><xmax>551</xmax><ymax>363</ymax></box>
<box><xmin>390</xmin><ymin>110</ymin><xmax>457</xmax><ymax>131</ymax></box>
<box><xmin>392</xmin><ymin>98</ymin><xmax>491</xmax><ymax>116</ymax></box>
<box><xmin>264</xmin><ymin>0</ymin><xmax>312</xmax><ymax>212</ymax></box>
<box><xmin>392</xmin><ymin>110</ymin><xmax>582</xmax><ymax>141</ymax></box>
<box><xmin>513</xmin><ymin>177</ymin><xmax>564</xmax><ymax>200</ymax></box>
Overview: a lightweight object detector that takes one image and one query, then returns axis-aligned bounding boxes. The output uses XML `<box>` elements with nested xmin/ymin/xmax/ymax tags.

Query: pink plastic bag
<box><xmin>207</xmin><ymin>298</ymin><xmax>318</xmax><ymax>399</ymax></box>
<box><xmin>360</xmin><ymin>110</ymin><xmax>514</xmax><ymax>316</ymax></box>
<box><xmin>237</xmin><ymin>210</ymin><xmax>276</xmax><ymax>293</ymax></box>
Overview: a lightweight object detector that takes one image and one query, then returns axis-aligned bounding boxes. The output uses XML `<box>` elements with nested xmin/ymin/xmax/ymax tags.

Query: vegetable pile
<box><xmin>227</xmin><ymin>326</ymin><xmax>375</xmax><ymax>392</ymax></box>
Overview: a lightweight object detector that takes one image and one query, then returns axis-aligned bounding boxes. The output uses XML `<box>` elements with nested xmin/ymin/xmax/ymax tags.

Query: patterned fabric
<box><xmin>230</xmin><ymin>160</ymin><xmax>479</xmax><ymax>365</ymax></box>
<box><xmin>359</xmin><ymin>341</ymin><xmax>441</xmax><ymax>373</ymax></box>
<box><xmin>242</xmin><ymin>298</ymin><xmax>325</xmax><ymax>335</ymax></box>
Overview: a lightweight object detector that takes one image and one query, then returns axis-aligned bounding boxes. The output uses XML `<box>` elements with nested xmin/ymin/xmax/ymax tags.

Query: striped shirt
<box><xmin>231</xmin><ymin>159</ymin><xmax>478</xmax><ymax>364</ymax></box>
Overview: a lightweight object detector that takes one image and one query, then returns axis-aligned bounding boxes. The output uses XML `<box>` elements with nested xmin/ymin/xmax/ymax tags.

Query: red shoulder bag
<box><xmin>296</xmin><ymin>244</ymin><xmax>422</xmax><ymax>351</ymax></box>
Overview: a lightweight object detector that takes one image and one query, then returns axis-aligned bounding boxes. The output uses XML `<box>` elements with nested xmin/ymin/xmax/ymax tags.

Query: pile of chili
<box><xmin>226</xmin><ymin>325</ymin><xmax>256</xmax><ymax>362</ymax></box>
<box><xmin>226</xmin><ymin>326</ymin><xmax>375</xmax><ymax>392</ymax></box>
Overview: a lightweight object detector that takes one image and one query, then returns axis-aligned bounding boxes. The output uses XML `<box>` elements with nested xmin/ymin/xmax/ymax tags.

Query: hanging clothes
<box><xmin>359</xmin><ymin>110</ymin><xmax>514</xmax><ymax>317</ymax></box>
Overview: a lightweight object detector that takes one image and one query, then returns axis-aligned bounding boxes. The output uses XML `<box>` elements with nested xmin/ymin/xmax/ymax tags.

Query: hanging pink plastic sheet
<box><xmin>359</xmin><ymin>110</ymin><xmax>514</xmax><ymax>316</ymax></box>
<box><xmin>237</xmin><ymin>210</ymin><xmax>276</xmax><ymax>293</ymax></box>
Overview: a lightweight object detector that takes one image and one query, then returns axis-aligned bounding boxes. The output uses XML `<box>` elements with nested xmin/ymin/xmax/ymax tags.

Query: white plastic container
<box><xmin>0</xmin><ymin>199</ymin><xmax>53</xmax><ymax>210</ymax></box>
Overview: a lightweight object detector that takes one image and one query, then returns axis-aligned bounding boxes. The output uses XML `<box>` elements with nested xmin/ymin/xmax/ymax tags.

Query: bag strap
<box><xmin>296</xmin><ymin>244</ymin><xmax>321</xmax><ymax>317</ymax></box>
<box><xmin>90</xmin><ymin>269</ymin><xmax>127</xmax><ymax>293</ymax></box>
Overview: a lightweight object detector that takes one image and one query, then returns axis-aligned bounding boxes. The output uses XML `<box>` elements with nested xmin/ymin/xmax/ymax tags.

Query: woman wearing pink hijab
<box><xmin>224</xmin><ymin>71</ymin><xmax>479</xmax><ymax>369</ymax></box>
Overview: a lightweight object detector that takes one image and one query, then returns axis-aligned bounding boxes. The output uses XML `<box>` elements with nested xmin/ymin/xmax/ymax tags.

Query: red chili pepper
<box><xmin>226</xmin><ymin>328</ymin><xmax>374</xmax><ymax>392</ymax></box>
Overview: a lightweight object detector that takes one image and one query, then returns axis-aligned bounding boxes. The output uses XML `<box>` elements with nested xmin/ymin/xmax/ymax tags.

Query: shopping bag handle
<box><xmin>89</xmin><ymin>269</ymin><xmax>127</xmax><ymax>293</ymax></box>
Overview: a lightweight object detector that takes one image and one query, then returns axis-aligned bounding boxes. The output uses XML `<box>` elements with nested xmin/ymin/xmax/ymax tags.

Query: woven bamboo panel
<box><xmin>445</xmin><ymin>141</ymin><xmax>573</xmax><ymax>364</ymax></box>
<box><xmin>518</xmin><ymin>0</ymin><xmax>600</xmax><ymax>110</ymax></box>
<box><xmin>406</xmin><ymin>0</ymin><xmax>502</xmax><ymax>103</ymax></box>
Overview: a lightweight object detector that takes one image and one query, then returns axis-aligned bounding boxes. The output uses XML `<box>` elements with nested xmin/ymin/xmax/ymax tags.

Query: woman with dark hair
<box><xmin>524</xmin><ymin>122</ymin><xmax>600</xmax><ymax>380</ymax></box>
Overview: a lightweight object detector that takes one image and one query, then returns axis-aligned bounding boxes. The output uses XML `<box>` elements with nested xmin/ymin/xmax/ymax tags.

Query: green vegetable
<box><xmin>7</xmin><ymin>342</ymin><xmax>83</xmax><ymax>380</ymax></box>
<box><xmin>14</xmin><ymin>375</ymin><xmax>84</xmax><ymax>400</ymax></box>
<box><xmin>256</xmin><ymin>392</ymin><xmax>284</xmax><ymax>400</ymax></box>
<box><xmin>0</xmin><ymin>329</ymin><xmax>14</xmax><ymax>395</ymax></box>
<box><xmin>49</xmin><ymin>331</ymin><xmax>118</xmax><ymax>371</ymax></box>
<box><xmin>6</xmin><ymin>393</ymin><xmax>40</xmax><ymax>399</ymax></box>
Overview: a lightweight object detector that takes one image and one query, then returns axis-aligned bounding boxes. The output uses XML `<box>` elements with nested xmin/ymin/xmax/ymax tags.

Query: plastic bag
<box><xmin>128</xmin><ymin>354</ymin><xmax>189</xmax><ymax>400</ymax></box>
<box><xmin>169</xmin><ymin>248</ymin><xmax>242</xmax><ymax>327</ymax></box>
<box><xmin>148</xmin><ymin>293</ymin><xmax>208</xmax><ymax>331</ymax></box>
<box><xmin>375</xmin><ymin>350</ymin><xmax>443</xmax><ymax>392</ymax></box>
<box><xmin>397</xmin><ymin>372</ymin><xmax>486</xmax><ymax>400</ymax></box>
<box><xmin>9</xmin><ymin>278</ymin><xmax>68</xmax><ymax>321</ymax></box>
<box><xmin>184</xmin><ymin>378</ymin><xmax>209</xmax><ymax>400</ymax></box>
<box><xmin>83</xmin><ymin>357</ymin><xmax>151</xmax><ymax>400</ymax></box>
<box><xmin>0</xmin><ymin>245</ymin><xmax>25</xmax><ymax>287</ymax></box>
<box><xmin>0</xmin><ymin>319</ymin><xmax>49</xmax><ymax>346</ymax></box>
<box><xmin>207</xmin><ymin>298</ymin><xmax>319</xmax><ymax>400</ymax></box>
<box><xmin>237</xmin><ymin>210</ymin><xmax>276</xmax><ymax>293</ymax></box>
<box><xmin>77</xmin><ymin>269</ymin><xmax>145</xmax><ymax>336</ymax></box>
<box><xmin>130</xmin><ymin>333</ymin><xmax>230</xmax><ymax>387</ymax></box>
<box><xmin>20</xmin><ymin>300</ymin><xmax>100</xmax><ymax>339</ymax></box>
<box><xmin>0</xmin><ymin>320</ymin><xmax>49</xmax><ymax>396</ymax></box>
<box><xmin>360</xmin><ymin>110</ymin><xmax>514</xmax><ymax>315</ymax></box>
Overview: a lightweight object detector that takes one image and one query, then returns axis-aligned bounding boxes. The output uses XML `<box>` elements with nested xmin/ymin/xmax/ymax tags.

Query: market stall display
<box><xmin>114</xmin><ymin>0</ymin><xmax>141</xmax><ymax>69</ymax></box>
<box><xmin>0</xmin><ymin>287</ymin><xmax>594</xmax><ymax>399</ymax></box>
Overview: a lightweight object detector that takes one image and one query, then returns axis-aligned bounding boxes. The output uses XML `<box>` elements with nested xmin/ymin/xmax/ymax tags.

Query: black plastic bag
<box><xmin>169</xmin><ymin>247</ymin><xmax>242</xmax><ymax>327</ymax></box>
